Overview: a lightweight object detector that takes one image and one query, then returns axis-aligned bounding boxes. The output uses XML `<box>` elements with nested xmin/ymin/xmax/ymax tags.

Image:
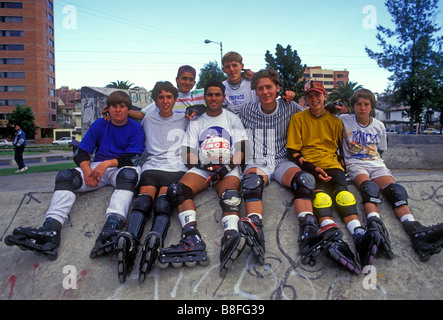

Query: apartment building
<box><xmin>0</xmin><ymin>0</ymin><xmax>56</xmax><ymax>143</ymax></box>
<box><xmin>303</xmin><ymin>66</ymin><xmax>349</xmax><ymax>93</ymax></box>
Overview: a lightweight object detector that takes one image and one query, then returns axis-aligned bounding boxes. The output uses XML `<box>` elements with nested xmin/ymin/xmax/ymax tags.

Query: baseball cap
<box><xmin>177</xmin><ymin>65</ymin><xmax>196</xmax><ymax>78</ymax></box>
<box><xmin>304</xmin><ymin>80</ymin><xmax>326</xmax><ymax>95</ymax></box>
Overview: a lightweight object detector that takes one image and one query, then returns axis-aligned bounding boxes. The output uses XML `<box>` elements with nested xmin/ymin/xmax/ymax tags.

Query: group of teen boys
<box><xmin>6</xmin><ymin>51</ymin><xmax>443</xmax><ymax>284</ymax></box>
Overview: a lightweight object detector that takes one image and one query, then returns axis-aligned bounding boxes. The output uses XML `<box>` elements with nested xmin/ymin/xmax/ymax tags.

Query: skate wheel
<box><xmin>219</xmin><ymin>267</ymin><xmax>227</xmax><ymax>277</ymax></box>
<box><xmin>185</xmin><ymin>261</ymin><xmax>197</xmax><ymax>268</ymax></box>
<box><xmin>118</xmin><ymin>262</ymin><xmax>124</xmax><ymax>273</ymax></box>
<box><xmin>224</xmin><ymin>259</ymin><xmax>233</xmax><ymax>270</ymax></box>
<box><xmin>4</xmin><ymin>235</ymin><xmax>13</xmax><ymax>246</ymax></box>
<box><xmin>138</xmin><ymin>273</ymin><xmax>146</xmax><ymax>283</ymax></box>
<box><xmin>172</xmin><ymin>261</ymin><xmax>183</xmax><ymax>268</ymax></box>
<box><xmin>117</xmin><ymin>250</ymin><xmax>124</xmax><ymax>262</ymax></box>
<box><xmin>257</xmin><ymin>255</ymin><xmax>265</xmax><ymax>265</ymax></box>
<box><xmin>199</xmin><ymin>258</ymin><xmax>210</xmax><ymax>266</ymax></box>
<box><xmin>157</xmin><ymin>261</ymin><xmax>169</xmax><ymax>269</ymax></box>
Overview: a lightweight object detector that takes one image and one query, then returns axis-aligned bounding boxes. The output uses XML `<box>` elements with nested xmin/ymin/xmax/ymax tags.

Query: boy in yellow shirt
<box><xmin>287</xmin><ymin>81</ymin><xmax>379</xmax><ymax>273</ymax></box>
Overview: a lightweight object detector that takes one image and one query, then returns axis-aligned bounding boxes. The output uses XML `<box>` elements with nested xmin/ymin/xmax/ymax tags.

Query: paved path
<box><xmin>1</xmin><ymin>169</ymin><xmax>442</xmax><ymax>302</ymax></box>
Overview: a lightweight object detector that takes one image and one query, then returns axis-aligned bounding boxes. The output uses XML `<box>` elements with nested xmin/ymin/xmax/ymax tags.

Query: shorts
<box><xmin>139</xmin><ymin>169</ymin><xmax>186</xmax><ymax>188</ymax></box>
<box><xmin>244</xmin><ymin>159</ymin><xmax>299</xmax><ymax>185</ymax></box>
<box><xmin>188</xmin><ymin>166</ymin><xmax>241</xmax><ymax>181</ymax></box>
<box><xmin>346</xmin><ymin>164</ymin><xmax>393</xmax><ymax>181</ymax></box>
<box><xmin>316</xmin><ymin>168</ymin><xmax>348</xmax><ymax>193</ymax></box>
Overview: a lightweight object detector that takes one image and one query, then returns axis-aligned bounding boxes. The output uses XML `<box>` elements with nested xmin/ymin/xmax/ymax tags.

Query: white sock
<box><xmin>178</xmin><ymin>210</ymin><xmax>196</xmax><ymax>228</ymax></box>
<box><xmin>247</xmin><ymin>213</ymin><xmax>262</xmax><ymax>220</ymax></box>
<box><xmin>297</xmin><ymin>211</ymin><xmax>314</xmax><ymax>219</ymax></box>
<box><xmin>320</xmin><ymin>219</ymin><xmax>335</xmax><ymax>228</ymax></box>
<box><xmin>367</xmin><ymin>212</ymin><xmax>380</xmax><ymax>219</ymax></box>
<box><xmin>222</xmin><ymin>215</ymin><xmax>239</xmax><ymax>232</ymax></box>
<box><xmin>400</xmin><ymin>214</ymin><xmax>415</xmax><ymax>223</ymax></box>
<box><xmin>347</xmin><ymin>219</ymin><xmax>362</xmax><ymax>234</ymax></box>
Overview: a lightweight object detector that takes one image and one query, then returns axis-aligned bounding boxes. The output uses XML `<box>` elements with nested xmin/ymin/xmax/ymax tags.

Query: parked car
<box><xmin>423</xmin><ymin>128</ymin><xmax>439</xmax><ymax>135</ymax></box>
<box><xmin>0</xmin><ymin>138</ymin><xmax>13</xmax><ymax>147</ymax></box>
<box><xmin>52</xmin><ymin>136</ymin><xmax>72</xmax><ymax>145</ymax></box>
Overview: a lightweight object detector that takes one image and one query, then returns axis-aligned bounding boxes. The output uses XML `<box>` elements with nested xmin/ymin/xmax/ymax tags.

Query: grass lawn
<box><xmin>0</xmin><ymin>163</ymin><xmax>76</xmax><ymax>176</ymax></box>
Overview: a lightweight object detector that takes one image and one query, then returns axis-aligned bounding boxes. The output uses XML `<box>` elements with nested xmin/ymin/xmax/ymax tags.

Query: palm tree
<box><xmin>106</xmin><ymin>80</ymin><xmax>134</xmax><ymax>89</ymax></box>
<box><xmin>327</xmin><ymin>81</ymin><xmax>363</xmax><ymax>108</ymax></box>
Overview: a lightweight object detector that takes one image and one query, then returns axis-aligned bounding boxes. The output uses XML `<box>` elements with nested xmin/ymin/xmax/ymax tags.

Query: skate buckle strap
<box><xmin>240</xmin><ymin>217</ymin><xmax>258</xmax><ymax>233</ymax></box>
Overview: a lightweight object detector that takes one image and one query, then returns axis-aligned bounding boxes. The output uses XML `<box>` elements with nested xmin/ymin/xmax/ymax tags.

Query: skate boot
<box><xmin>238</xmin><ymin>215</ymin><xmax>265</xmax><ymax>265</ymax></box>
<box><xmin>366</xmin><ymin>216</ymin><xmax>394</xmax><ymax>259</ymax></box>
<box><xmin>158</xmin><ymin>227</ymin><xmax>209</xmax><ymax>268</ymax></box>
<box><xmin>219</xmin><ymin>230</ymin><xmax>246</xmax><ymax>277</ymax></box>
<box><xmin>353</xmin><ymin>226</ymin><xmax>380</xmax><ymax>266</ymax></box>
<box><xmin>403</xmin><ymin>220</ymin><xmax>443</xmax><ymax>261</ymax></box>
<box><xmin>139</xmin><ymin>213</ymin><xmax>171</xmax><ymax>282</ymax></box>
<box><xmin>90</xmin><ymin>213</ymin><xmax>125</xmax><ymax>259</ymax></box>
<box><xmin>325</xmin><ymin>238</ymin><xmax>361</xmax><ymax>275</ymax></box>
<box><xmin>4</xmin><ymin>218</ymin><xmax>62</xmax><ymax>261</ymax></box>
<box><xmin>115</xmin><ymin>232</ymin><xmax>139</xmax><ymax>283</ymax></box>
<box><xmin>298</xmin><ymin>216</ymin><xmax>343</xmax><ymax>266</ymax></box>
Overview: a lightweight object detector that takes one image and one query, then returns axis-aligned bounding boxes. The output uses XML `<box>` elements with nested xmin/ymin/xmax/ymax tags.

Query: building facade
<box><xmin>0</xmin><ymin>0</ymin><xmax>56</xmax><ymax>143</ymax></box>
<box><xmin>303</xmin><ymin>66</ymin><xmax>349</xmax><ymax>93</ymax></box>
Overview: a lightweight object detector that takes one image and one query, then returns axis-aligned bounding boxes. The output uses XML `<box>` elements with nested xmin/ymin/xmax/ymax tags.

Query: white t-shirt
<box><xmin>340</xmin><ymin>114</ymin><xmax>387</xmax><ymax>169</ymax></box>
<box><xmin>140</xmin><ymin>106</ymin><xmax>189</xmax><ymax>172</ymax></box>
<box><xmin>222</xmin><ymin>78</ymin><xmax>258</xmax><ymax>106</ymax></box>
<box><xmin>182</xmin><ymin>109</ymin><xmax>248</xmax><ymax>165</ymax></box>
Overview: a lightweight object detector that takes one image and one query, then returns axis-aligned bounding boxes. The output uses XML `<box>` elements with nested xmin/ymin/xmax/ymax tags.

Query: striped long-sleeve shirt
<box><xmin>227</xmin><ymin>99</ymin><xmax>304</xmax><ymax>166</ymax></box>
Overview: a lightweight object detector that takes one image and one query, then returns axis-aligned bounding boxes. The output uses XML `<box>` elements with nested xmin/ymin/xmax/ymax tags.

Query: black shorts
<box><xmin>315</xmin><ymin>168</ymin><xmax>348</xmax><ymax>193</ymax></box>
<box><xmin>139</xmin><ymin>170</ymin><xmax>185</xmax><ymax>189</ymax></box>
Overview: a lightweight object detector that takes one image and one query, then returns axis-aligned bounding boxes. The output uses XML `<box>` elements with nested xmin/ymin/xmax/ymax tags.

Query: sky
<box><xmin>53</xmin><ymin>0</ymin><xmax>443</xmax><ymax>95</ymax></box>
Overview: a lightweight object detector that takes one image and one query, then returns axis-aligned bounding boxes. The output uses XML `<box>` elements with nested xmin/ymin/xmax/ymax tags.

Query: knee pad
<box><xmin>116</xmin><ymin>168</ymin><xmax>138</xmax><ymax>192</ymax></box>
<box><xmin>312</xmin><ymin>191</ymin><xmax>334</xmax><ymax>218</ymax></box>
<box><xmin>220</xmin><ymin>189</ymin><xmax>242</xmax><ymax>213</ymax></box>
<box><xmin>241</xmin><ymin>172</ymin><xmax>265</xmax><ymax>202</ymax></box>
<box><xmin>291</xmin><ymin>171</ymin><xmax>316</xmax><ymax>200</ymax></box>
<box><xmin>360</xmin><ymin>180</ymin><xmax>382</xmax><ymax>205</ymax></box>
<box><xmin>166</xmin><ymin>181</ymin><xmax>193</xmax><ymax>208</ymax></box>
<box><xmin>382</xmin><ymin>183</ymin><xmax>408</xmax><ymax>208</ymax></box>
<box><xmin>132</xmin><ymin>193</ymin><xmax>153</xmax><ymax>214</ymax></box>
<box><xmin>334</xmin><ymin>189</ymin><xmax>357</xmax><ymax>218</ymax></box>
<box><xmin>153</xmin><ymin>194</ymin><xmax>172</xmax><ymax>217</ymax></box>
<box><xmin>54</xmin><ymin>169</ymin><xmax>82</xmax><ymax>192</ymax></box>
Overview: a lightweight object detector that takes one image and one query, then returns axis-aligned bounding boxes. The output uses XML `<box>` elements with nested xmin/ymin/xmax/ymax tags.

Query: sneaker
<box><xmin>21</xmin><ymin>166</ymin><xmax>28</xmax><ymax>172</ymax></box>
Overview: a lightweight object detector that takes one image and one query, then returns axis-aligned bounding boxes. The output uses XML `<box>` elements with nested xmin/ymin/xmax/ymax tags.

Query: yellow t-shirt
<box><xmin>287</xmin><ymin>109</ymin><xmax>343</xmax><ymax>170</ymax></box>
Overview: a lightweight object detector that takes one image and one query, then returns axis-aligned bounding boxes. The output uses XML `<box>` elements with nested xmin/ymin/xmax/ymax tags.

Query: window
<box><xmin>0</xmin><ymin>16</ymin><xmax>23</xmax><ymax>23</ymax></box>
<box><xmin>0</xmin><ymin>44</ymin><xmax>24</xmax><ymax>50</ymax></box>
<box><xmin>0</xmin><ymin>30</ymin><xmax>23</xmax><ymax>37</ymax></box>
<box><xmin>48</xmin><ymin>25</ymin><xmax>53</xmax><ymax>35</ymax></box>
<box><xmin>0</xmin><ymin>2</ymin><xmax>23</xmax><ymax>9</ymax></box>
<box><xmin>49</xmin><ymin>63</ymin><xmax>54</xmax><ymax>72</ymax></box>
<box><xmin>47</xmin><ymin>1</ymin><xmax>53</xmax><ymax>11</ymax></box>
<box><xmin>48</xmin><ymin>13</ymin><xmax>53</xmax><ymax>23</ymax></box>
<box><xmin>0</xmin><ymin>58</ymin><xmax>24</xmax><ymax>64</ymax></box>
<box><xmin>49</xmin><ymin>76</ymin><xmax>55</xmax><ymax>85</ymax></box>
<box><xmin>0</xmin><ymin>85</ymin><xmax>25</xmax><ymax>92</ymax></box>
<box><xmin>0</xmin><ymin>99</ymin><xmax>26</xmax><ymax>106</ymax></box>
<box><xmin>48</xmin><ymin>51</ymin><xmax>54</xmax><ymax>60</ymax></box>
<box><xmin>336</xmin><ymin>74</ymin><xmax>344</xmax><ymax>78</ymax></box>
<box><xmin>312</xmin><ymin>73</ymin><xmax>323</xmax><ymax>78</ymax></box>
<box><xmin>0</xmin><ymin>71</ymin><xmax>25</xmax><ymax>78</ymax></box>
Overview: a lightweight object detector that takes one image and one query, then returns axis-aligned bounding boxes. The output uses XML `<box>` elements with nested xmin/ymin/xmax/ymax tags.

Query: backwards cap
<box><xmin>177</xmin><ymin>65</ymin><xmax>196</xmax><ymax>78</ymax></box>
<box><xmin>304</xmin><ymin>80</ymin><xmax>326</xmax><ymax>95</ymax></box>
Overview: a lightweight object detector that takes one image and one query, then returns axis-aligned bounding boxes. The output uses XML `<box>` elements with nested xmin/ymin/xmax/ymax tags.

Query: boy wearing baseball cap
<box><xmin>286</xmin><ymin>80</ymin><xmax>377</xmax><ymax>274</ymax></box>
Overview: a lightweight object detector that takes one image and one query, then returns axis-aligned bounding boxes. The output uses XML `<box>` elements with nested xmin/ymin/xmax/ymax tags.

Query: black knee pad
<box><xmin>360</xmin><ymin>180</ymin><xmax>382</xmax><ymax>205</ymax></box>
<box><xmin>126</xmin><ymin>193</ymin><xmax>153</xmax><ymax>239</ymax></box>
<box><xmin>312</xmin><ymin>191</ymin><xmax>334</xmax><ymax>218</ymax></box>
<box><xmin>333</xmin><ymin>189</ymin><xmax>358</xmax><ymax>218</ymax></box>
<box><xmin>220</xmin><ymin>189</ymin><xmax>242</xmax><ymax>213</ymax></box>
<box><xmin>382</xmin><ymin>183</ymin><xmax>408</xmax><ymax>208</ymax></box>
<box><xmin>54</xmin><ymin>169</ymin><xmax>82</xmax><ymax>192</ymax></box>
<box><xmin>116</xmin><ymin>167</ymin><xmax>138</xmax><ymax>192</ymax></box>
<box><xmin>166</xmin><ymin>181</ymin><xmax>193</xmax><ymax>208</ymax></box>
<box><xmin>241</xmin><ymin>172</ymin><xmax>265</xmax><ymax>203</ymax></box>
<box><xmin>291</xmin><ymin>171</ymin><xmax>316</xmax><ymax>200</ymax></box>
<box><xmin>153</xmin><ymin>194</ymin><xmax>172</xmax><ymax>217</ymax></box>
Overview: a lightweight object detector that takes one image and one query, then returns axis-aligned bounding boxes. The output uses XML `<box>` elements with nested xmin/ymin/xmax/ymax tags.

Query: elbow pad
<box><xmin>74</xmin><ymin>148</ymin><xmax>91</xmax><ymax>166</ymax></box>
<box><xmin>116</xmin><ymin>153</ymin><xmax>140</xmax><ymax>167</ymax></box>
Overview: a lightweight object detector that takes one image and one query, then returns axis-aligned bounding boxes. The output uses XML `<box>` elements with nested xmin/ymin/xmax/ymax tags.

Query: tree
<box><xmin>197</xmin><ymin>61</ymin><xmax>226</xmax><ymax>88</ymax></box>
<box><xmin>365</xmin><ymin>0</ymin><xmax>443</xmax><ymax>130</ymax></box>
<box><xmin>327</xmin><ymin>81</ymin><xmax>363</xmax><ymax>109</ymax></box>
<box><xmin>7</xmin><ymin>105</ymin><xmax>35</xmax><ymax>139</ymax></box>
<box><xmin>106</xmin><ymin>80</ymin><xmax>134</xmax><ymax>89</ymax></box>
<box><xmin>265</xmin><ymin>44</ymin><xmax>306</xmax><ymax>101</ymax></box>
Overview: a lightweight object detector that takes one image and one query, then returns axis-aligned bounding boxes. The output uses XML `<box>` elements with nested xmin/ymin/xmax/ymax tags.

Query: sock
<box><xmin>297</xmin><ymin>211</ymin><xmax>313</xmax><ymax>219</ymax></box>
<box><xmin>178</xmin><ymin>210</ymin><xmax>197</xmax><ymax>229</ymax></box>
<box><xmin>367</xmin><ymin>212</ymin><xmax>380</xmax><ymax>219</ymax></box>
<box><xmin>222</xmin><ymin>215</ymin><xmax>240</xmax><ymax>232</ymax></box>
<box><xmin>346</xmin><ymin>219</ymin><xmax>362</xmax><ymax>235</ymax></box>
<box><xmin>400</xmin><ymin>214</ymin><xmax>415</xmax><ymax>223</ymax></box>
<box><xmin>320</xmin><ymin>219</ymin><xmax>335</xmax><ymax>228</ymax></box>
<box><xmin>247</xmin><ymin>213</ymin><xmax>262</xmax><ymax>223</ymax></box>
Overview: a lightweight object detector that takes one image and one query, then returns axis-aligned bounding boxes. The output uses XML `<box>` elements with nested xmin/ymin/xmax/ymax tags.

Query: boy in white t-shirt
<box><xmin>341</xmin><ymin>89</ymin><xmax>443</xmax><ymax>262</ymax></box>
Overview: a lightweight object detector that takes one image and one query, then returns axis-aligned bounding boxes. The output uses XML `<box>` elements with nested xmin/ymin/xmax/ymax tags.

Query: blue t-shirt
<box><xmin>79</xmin><ymin>118</ymin><xmax>145</xmax><ymax>162</ymax></box>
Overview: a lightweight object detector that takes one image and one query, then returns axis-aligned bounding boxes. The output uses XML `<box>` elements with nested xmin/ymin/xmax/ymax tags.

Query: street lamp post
<box><xmin>204</xmin><ymin>39</ymin><xmax>223</xmax><ymax>66</ymax></box>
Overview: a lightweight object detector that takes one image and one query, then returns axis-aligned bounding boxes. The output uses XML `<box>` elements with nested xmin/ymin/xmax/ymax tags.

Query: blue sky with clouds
<box><xmin>53</xmin><ymin>0</ymin><xmax>443</xmax><ymax>94</ymax></box>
